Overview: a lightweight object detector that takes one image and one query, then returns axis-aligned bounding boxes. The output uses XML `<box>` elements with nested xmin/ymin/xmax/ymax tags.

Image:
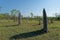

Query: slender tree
<box><xmin>11</xmin><ymin>9</ymin><xmax>17</xmax><ymax>21</ymax></box>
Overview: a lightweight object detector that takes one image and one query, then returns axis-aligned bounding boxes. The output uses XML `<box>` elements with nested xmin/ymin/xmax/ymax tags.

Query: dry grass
<box><xmin>0</xmin><ymin>20</ymin><xmax>60</xmax><ymax>40</ymax></box>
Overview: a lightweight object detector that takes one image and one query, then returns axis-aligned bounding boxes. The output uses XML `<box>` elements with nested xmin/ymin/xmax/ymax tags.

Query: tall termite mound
<box><xmin>43</xmin><ymin>8</ymin><xmax>47</xmax><ymax>33</ymax></box>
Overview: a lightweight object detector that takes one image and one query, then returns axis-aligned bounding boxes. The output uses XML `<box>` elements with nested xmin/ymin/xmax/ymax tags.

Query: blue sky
<box><xmin>0</xmin><ymin>0</ymin><xmax>60</xmax><ymax>17</ymax></box>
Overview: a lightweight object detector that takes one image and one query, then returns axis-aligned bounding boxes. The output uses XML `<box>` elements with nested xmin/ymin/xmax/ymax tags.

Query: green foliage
<box><xmin>0</xmin><ymin>6</ymin><xmax>2</xmax><ymax>11</ymax></box>
<box><xmin>11</xmin><ymin>9</ymin><xmax>21</xmax><ymax>21</ymax></box>
<box><xmin>0</xmin><ymin>13</ymin><xmax>10</xmax><ymax>20</ymax></box>
<box><xmin>55</xmin><ymin>13</ymin><xmax>60</xmax><ymax>20</ymax></box>
<box><xmin>30</xmin><ymin>12</ymin><xmax>33</xmax><ymax>18</ymax></box>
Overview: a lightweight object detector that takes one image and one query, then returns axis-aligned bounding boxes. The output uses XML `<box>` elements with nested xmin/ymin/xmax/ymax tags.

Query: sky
<box><xmin>0</xmin><ymin>0</ymin><xmax>60</xmax><ymax>17</ymax></box>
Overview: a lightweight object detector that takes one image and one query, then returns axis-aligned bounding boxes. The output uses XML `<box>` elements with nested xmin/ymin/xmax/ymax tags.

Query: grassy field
<box><xmin>0</xmin><ymin>20</ymin><xmax>60</xmax><ymax>40</ymax></box>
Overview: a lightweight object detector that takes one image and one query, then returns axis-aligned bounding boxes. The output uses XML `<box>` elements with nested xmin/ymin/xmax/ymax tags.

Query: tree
<box><xmin>11</xmin><ymin>9</ymin><xmax>18</xmax><ymax>21</ymax></box>
<box><xmin>4</xmin><ymin>13</ymin><xmax>10</xmax><ymax>20</ymax></box>
<box><xmin>30</xmin><ymin>12</ymin><xmax>33</xmax><ymax>18</ymax></box>
<box><xmin>16</xmin><ymin>10</ymin><xmax>21</xmax><ymax>25</ymax></box>
<box><xmin>55</xmin><ymin>13</ymin><xmax>60</xmax><ymax>20</ymax></box>
<box><xmin>0</xmin><ymin>6</ymin><xmax>2</xmax><ymax>11</ymax></box>
<box><xmin>11</xmin><ymin>9</ymin><xmax>21</xmax><ymax>25</ymax></box>
<box><xmin>0</xmin><ymin>13</ymin><xmax>4</xmax><ymax>19</ymax></box>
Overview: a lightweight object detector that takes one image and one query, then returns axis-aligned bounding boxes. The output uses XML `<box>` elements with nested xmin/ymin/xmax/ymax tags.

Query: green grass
<box><xmin>0</xmin><ymin>20</ymin><xmax>60</xmax><ymax>40</ymax></box>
